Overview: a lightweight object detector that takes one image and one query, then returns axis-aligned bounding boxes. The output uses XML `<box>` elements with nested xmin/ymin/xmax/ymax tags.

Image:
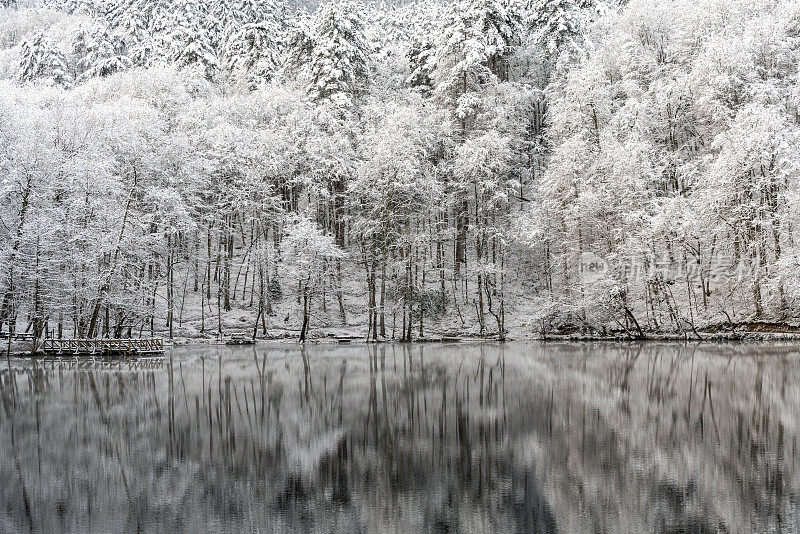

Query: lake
<box><xmin>1</xmin><ymin>342</ymin><xmax>798</xmax><ymax>533</ymax></box>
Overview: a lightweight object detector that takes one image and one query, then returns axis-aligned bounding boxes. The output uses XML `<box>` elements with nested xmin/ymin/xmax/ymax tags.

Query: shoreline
<box><xmin>3</xmin><ymin>333</ymin><xmax>800</xmax><ymax>372</ymax></box>
<box><xmin>3</xmin><ymin>328</ymin><xmax>800</xmax><ymax>359</ymax></box>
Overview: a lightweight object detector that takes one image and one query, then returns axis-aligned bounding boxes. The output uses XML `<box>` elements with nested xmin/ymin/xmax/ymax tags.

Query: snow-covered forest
<box><xmin>1</xmin><ymin>0</ymin><xmax>799</xmax><ymax>341</ymax></box>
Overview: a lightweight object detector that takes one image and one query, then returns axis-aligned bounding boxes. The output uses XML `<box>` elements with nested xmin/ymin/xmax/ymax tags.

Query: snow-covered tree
<box><xmin>306</xmin><ymin>0</ymin><xmax>370</xmax><ymax>106</ymax></box>
<box><xmin>433</xmin><ymin>0</ymin><xmax>522</xmax><ymax>107</ymax></box>
<box><xmin>170</xmin><ymin>0</ymin><xmax>218</xmax><ymax>78</ymax></box>
<box><xmin>223</xmin><ymin>22</ymin><xmax>281</xmax><ymax>88</ymax></box>
<box><xmin>455</xmin><ymin>130</ymin><xmax>514</xmax><ymax>336</ymax></box>
<box><xmin>526</xmin><ymin>0</ymin><xmax>587</xmax><ymax>59</ymax></box>
<box><xmin>72</xmin><ymin>24</ymin><xmax>130</xmax><ymax>81</ymax></box>
<box><xmin>406</xmin><ymin>36</ymin><xmax>434</xmax><ymax>93</ymax></box>
<box><xmin>106</xmin><ymin>0</ymin><xmax>153</xmax><ymax>40</ymax></box>
<box><xmin>282</xmin><ymin>11</ymin><xmax>315</xmax><ymax>80</ymax></box>
<box><xmin>19</xmin><ymin>31</ymin><xmax>72</xmax><ymax>86</ymax></box>
<box><xmin>281</xmin><ymin>214</ymin><xmax>344</xmax><ymax>341</ymax></box>
<box><xmin>701</xmin><ymin>105</ymin><xmax>800</xmax><ymax>317</ymax></box>
<box><xmin>350</xmin><ymin>97</ymin><xmax>444</xmax><ymax>340</ymax></box>
<box><xmin>233</xmin><ymin>0</ymin><xmax>285</xmax><ymax>27</ymax></box>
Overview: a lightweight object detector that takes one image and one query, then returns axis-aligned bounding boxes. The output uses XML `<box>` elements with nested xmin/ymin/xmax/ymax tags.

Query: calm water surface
<box><xmin>1</xmin><ymin>342</ymin><xmax>799</xmax><ymax>533</ymax></box>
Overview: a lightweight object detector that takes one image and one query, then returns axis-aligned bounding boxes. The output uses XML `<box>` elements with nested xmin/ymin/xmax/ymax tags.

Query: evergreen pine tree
<box><xmin>526</xmin><ymin>0</ymin><xmax>586</xmax><ymax>61</ymax></box>
<box><xmin>234</xmin><ymin>0</ymin><xmax>281</xmax><ymax>26</ymax></box>
<box><xmin>73</xmin><ymin>24</ymin><xmax>131</xmax><ymax>81</ymax></box>
<box><xmin>306</xmin><ymin>0</ymin><xmax>370</xmax><ymax>106</ymax></box>
<box><xmin>106</xmin><ymin>0</ymin><xmax>154</xmax><ymax>41</ymax></box>
<box><xmin>168</xmin><ymin>0</ymin><xmax>219</xmax><ymax>78</ymax></box>
<box><xmin>283</xmin><ymin>11</ymin><xmax>315</xmax><ymax>80</ymax></box>
<box><xmin>19</xmin><ymin>31</ymin><xmax>72</xmax><ymax>87</ymax></box>
<box><xmin>223</xmin><ymin>22</ymin><xmax>281</xmax><ymax>88</ymax></box>
<box><xmin>432</xmin><ymin>0</ymin><xmax>521</xmax><ymax>106</ymax></box>
<box><xmin>133</xmin><ymin>0</ymin><xmax>178</xmax><ymax>66</ymax></box>
<box><xmin>407</xmin><ymin>37</ymin><xmax>434</xmax><ymax>93</ymax></box>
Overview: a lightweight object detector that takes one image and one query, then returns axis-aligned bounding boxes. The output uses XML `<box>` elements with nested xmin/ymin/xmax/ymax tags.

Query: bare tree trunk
<box><xmin>193</xmin><ymin>231</ymin><xmax>199</xmax><ymax>292</ymax></box>
<box><xmin>179</xmin><ymin>267</ymin><xmax>189</xmax><ymax>327</ymax></box>
<box><xmin>200</xmin><ymin>280</ymin><xmax>206</xmax><ymax>334</ymax></box>
<box><xmin>406</xmin><ymin>240</ymin><xmax>413</xmax><ymax>342</ymax></box>
<box><xmin>380</xmin><ymin>236</ymin><xmax>387</xmax><ymax>338</ymax></box>
<box><xmin>299</xmin><ymin>286</ymin><xmax>310</xmax><ymax>342</ymax></box>
<box><xmin>753</xmin><ymin>237</ymin><xmax>764</xmax><ymax>318</ymax></box>
<box><xmin>224</xmin><ymin>216</ymin><xmax>232</xmax><ymax>312</ymax></box>
<box><xmin>336</xmin><ymin>259</ymin><xmax>347</xmax><ymax>326</ymax></box>
<box><xmin>206</xmin><ymin>225</ymin><xmax>212</xmax><ymax>302</ymax></box>
<box><xmin>167</xmin><ymin>234</ymin><xmax>174</xmax><ymax>339</ymax></box>
<box><xmin>419</xmin><ymin>249</ymin><xmax>425</xmax><ymax>339</ymax></box>
<box><xmin>455</xmin><ymin>198</ymin><xmax>468</xmax><ymax>278</ymax></box>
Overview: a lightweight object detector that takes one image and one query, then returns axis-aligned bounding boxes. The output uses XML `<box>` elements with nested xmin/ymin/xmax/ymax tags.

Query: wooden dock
<box><xmin>0</xmin><ymin>332</ymin><xmax>35</xmax><ymax>341</ymax></box>
<box><xmin>42</xmin><ymin>338</ymin><xmax>164</xmax><ymax>356</ymax></box>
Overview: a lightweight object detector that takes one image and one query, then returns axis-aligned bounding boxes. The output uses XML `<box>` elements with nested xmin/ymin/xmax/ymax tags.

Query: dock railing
<box><xmin>41</xmin><ymin>338</ymin><xmax>164</xmax><ymax>355</ymax></box>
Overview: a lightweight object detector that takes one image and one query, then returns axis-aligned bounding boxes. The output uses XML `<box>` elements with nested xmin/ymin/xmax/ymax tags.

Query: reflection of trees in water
<box><xmin>0</xmin><ymin>343</ymin><xmax>798</xmax><ymax>533</ymax></box>
<box><xmin>538</xmin><ymin>343</ymin><xmax>799</xmax><ymax>533</ymax></box>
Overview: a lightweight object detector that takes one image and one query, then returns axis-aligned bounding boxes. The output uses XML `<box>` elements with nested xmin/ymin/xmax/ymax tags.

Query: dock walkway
<box><xmin>42</xmin><ymin>338</ymin><xmax>164</xmax><ymax>356</ymax></box>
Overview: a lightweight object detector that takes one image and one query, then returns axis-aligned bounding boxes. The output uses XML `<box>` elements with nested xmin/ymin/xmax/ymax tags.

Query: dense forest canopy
<box><xmin>0</xmin><ymin>0</ymin><xmax>799</xmax><ymax>341</ymax></box>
